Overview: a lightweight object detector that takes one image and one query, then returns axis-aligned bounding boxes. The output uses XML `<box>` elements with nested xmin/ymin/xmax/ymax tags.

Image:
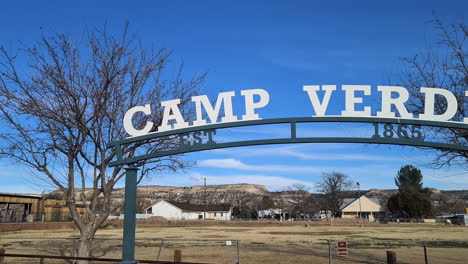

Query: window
<box><xmin>214</xmin><ymin>212</ymin><xmax>217</xmax><ymax>217</ymax></box>
<box><xmin>221</xmin><ymin>213</ymin><xmax>223</xmax><ymax>217</ymax></box>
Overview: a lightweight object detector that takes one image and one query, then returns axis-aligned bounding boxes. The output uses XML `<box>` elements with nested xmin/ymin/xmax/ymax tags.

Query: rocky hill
<box><xmin>49</xmin><ymin>184</ymin><xmax>468</xmax><ymax>215</ymax></box>
<box><xmin>110</xmin><ymin>183</ymin><xmax>270</xmax><ymax>211</ymax></box>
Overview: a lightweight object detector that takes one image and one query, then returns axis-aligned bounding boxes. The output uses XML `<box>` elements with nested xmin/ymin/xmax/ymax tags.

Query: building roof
<box><xmin>165</xmin><ymin>200</ymin><xmax>231</xmax><ymax>212</ymax></box>
<box><xmin>340</xmin><ymin>195</ymin><xmax>384</xmax><ymax>212</ymax></box>
<box><xmin>0</xmin><ymin>192</ymin><xmax>42</xmax><ymax>199</ymax></box>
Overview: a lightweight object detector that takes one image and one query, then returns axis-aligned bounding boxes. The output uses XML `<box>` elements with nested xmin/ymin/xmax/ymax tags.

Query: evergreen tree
<box><xmin>395</xmin><ymin>165</ymin><xmax>423</xmax><ymax>191</ymax></box>
<box><xmin>388</xmin><ymin>190</ymin><xmax>432</xmax><ymax>218</ymax></box>
<box><xmin>261</xmin><ymin>196</ymin><xmax>275</xmax><ymax>210</ymax></box>
<box><xmin>388</xmin><ymin>165</ymin><xmax>433</xmax><ymax>218</ymax></box>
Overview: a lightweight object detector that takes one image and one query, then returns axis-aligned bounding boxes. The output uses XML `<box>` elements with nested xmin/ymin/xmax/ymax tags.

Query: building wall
<box><xmin>258</xmin><ymin>209</ymin><xmax>283</xmax><ymax>218</ymax></box>
<box><xmin>342</xmin><ymin>211</ymin><xmax>386</xmax><ymax>221</ymax></box>
<box><xmin>341</xmin><ymin>196</ymin><xmax>385</xmax><ymax>221</ymax></box>
<box><xmin>149</xmin><ymin>201</ymin><xmax>231</xmax><ymax>220</ymax></box>
<box><xmin>182</xmin><ymin>211</ymin><xmax>203</xmax><ymax>220</ymax></box>
<box><xmin>210</xmin><ymin>210</ymin><xmax>231</xmax><ymax>220</ymax></box>
<box><xmin>203</xmin><ymin>211</ymin><xmax>232</xmax><ymax>220</ymax></box>
<box><xmin>181</xmin><ymin>210</ymin><xmax>231</xmax><ymax>220</ymax></box>
<box><xmin>151</xmin><ymin>201</ymin><xmax>183</xmax><ymax>219</ymax></box>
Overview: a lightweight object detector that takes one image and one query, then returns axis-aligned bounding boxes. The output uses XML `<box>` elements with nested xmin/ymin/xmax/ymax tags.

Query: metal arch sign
<box><xmin>109</xmin><ymin>116</ymin><xmax>468</xmax><ymax>167</ymax></box>
<box><xmin>110</xmin><ymin>85</ymin><xmax>468</xmax><ymax>167</ymax></box>
<box><xmin>111</xmin><ymin>85</ymin><xmax>468</xmax><ymax>264</ymax></box>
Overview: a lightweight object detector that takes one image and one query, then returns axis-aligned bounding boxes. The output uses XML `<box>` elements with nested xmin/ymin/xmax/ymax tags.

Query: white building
<box><xmin>340</xmin><ymin>195</ymin><xmax>386</xmax><ymax>222</ymax></box>
<box><xmin>258</xmin><ymin>208</ymin><xmax>283</xmax><ymax>218</ymax></box>
<box><xmin>145</xmin><ymin>200</ymin><xmax>232</xmax><ymax>220</ymax></box>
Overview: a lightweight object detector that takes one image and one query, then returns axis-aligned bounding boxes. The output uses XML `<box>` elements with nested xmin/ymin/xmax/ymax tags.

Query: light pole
<box><xmin>204</xmin><ymin>177</ymin><xmax>207</xmax><ymax>220</ymax></box>
<box><xmin>357</xmin><ymin>182</ymin><xmax>362</xmax><ymax>219</ymax></box>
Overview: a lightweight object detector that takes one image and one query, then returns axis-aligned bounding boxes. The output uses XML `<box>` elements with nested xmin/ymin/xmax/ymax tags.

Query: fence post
<box><xmin>423</xmin><ymin>242</ymin><xmax>428</xmax><ymax>264</ymax></box>
<box><xmin>236</xmin><ymin>240</ymin><xmax>241</xmax><ymax>264</ymax></box>
<box><xmin>174</xmin><ymin>249</ymin><xmax>182</xmax><ymax>263</ymax></box>
<box><xmin>72</xmin><ymin>238</ymin><xmax>76</xmax><ymax>257</ymax></box>
<box><xmin>328</xmin><ymin>240</ymin><xmax>332</xmax><ymax>264</ymax></box>
<box><xmin>0</xmin><ymin>248</ymin><xmax>5</xmax><ymax>264</ymax></box>
<box><xmin>156</xmin><ymin>239</ymin><xmax>164</xmax><ymax>261</ymax></box>
<box><xmin>386</xmin><ymin>251</ymin><xmax>396</xmax><ymax>264</ymax></box>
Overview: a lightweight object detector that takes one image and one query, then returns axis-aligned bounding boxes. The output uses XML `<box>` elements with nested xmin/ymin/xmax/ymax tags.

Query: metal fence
<box><xmin>327</xmin><ymin>240</ymin><xmax>468</xmax><ymax>264</ymax></box>
<box><xmin>226</xmin><ymin>217</ymin><xmax>468</xmax><ymax>227</ymax></box>
<box><xmin>376</xmin><ymin>217</ymin><xmax>467</xmax><ymax>226</ymax></box>
<box><xmin>2</xmin><ymin>236</ymin><xmax>468</xmax><ymax>264</ymax></box>
<box><xmin>0</xmin><ymin>237</ymin><xmax>240</xmax><ymax>264</ymax></box>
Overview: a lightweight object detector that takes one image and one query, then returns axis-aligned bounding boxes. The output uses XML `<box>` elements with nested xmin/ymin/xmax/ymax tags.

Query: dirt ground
<box><xmin>1</xmin><ymin>222</ymin><xmax>468</xmax><ymax>263</ymax></box>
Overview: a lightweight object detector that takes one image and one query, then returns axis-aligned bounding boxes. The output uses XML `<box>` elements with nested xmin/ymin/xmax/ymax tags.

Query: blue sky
<box><xmin>0</xmin><ymin>0</ymin><xmax>467</xmax><ymax>193</ymax></box>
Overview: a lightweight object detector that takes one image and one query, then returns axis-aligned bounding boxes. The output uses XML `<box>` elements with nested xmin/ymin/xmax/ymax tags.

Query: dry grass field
<box><xmin>1</xmin><ymin>222</ymin><xmax>468</xmax><ymax>263</ymax></box>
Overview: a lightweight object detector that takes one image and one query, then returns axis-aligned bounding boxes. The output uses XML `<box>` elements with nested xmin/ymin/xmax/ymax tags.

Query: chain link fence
<box><xmin>327</xmin><ymin>239</ymin><xmax>468</xmax><ymax>264</ymax></box>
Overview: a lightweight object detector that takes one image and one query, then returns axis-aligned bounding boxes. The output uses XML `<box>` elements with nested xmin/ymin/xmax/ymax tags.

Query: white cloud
<box><xmin>198</xmin><ymin>158</ymin><xmax>327</xmax><ymax>173</ymax></box>
<box><xmin>211</xmin><ymin>145</ymin><xmax>407</xmax><ymax>162</ymax></box>
<box><xmin>193</xmin><ymin>158</ymin><xmax>462</xmax><ymax>190</ymax></box>
<box><xmin>196</xmin><ymin>158</ymin><xmax>412</xmax><ymax>184</ymax></box>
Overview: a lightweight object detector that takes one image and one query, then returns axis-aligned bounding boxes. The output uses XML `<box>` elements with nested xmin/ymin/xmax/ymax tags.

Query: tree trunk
<box><xmin>77</xmin><ymin>233</ymin><xmax>93</xmax><ymax>264</ymax></box>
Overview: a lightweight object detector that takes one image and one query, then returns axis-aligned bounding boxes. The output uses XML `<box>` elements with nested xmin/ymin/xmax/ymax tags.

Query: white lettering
<box><xmin>123</xmin><ymin>104</ymin><xmax>153</xmax><ymax>137</ymax></box>
<box><xmin>157</xmin><ymin>99</ymin><xmax>189</xmax><ymax>132</ymax></box>
<box><xmin>241</xmin><ymin>89</ymin><xmax>270</xmax><ymax>120</ymax></box>
<box><xmin>303</xmin><ymin>85</ymin><xmax>336</xmax><ymax>116</ymax></box>
<box><xmin>376</xmin><ymin>86</ymin><xmax>413</xmax><ymax>118</ymax></box>
<box><xmin>341</xmin><ymin>85</ymin><xmax>371</xmax><ymax>117</ymax></box>
<box><xmin>122</xmin><ymin>86</ymin><xmax>466</xmax><ymax>137</ymax></box>
<box><xmin>191</xmin><ymin>91</ymin><xmax>237</xmax><ymax>126</ymax></box>
<box><xmin>419</xmin><ymin>87</ymin><xmax>457</xmax><ymax>121</ymax></box>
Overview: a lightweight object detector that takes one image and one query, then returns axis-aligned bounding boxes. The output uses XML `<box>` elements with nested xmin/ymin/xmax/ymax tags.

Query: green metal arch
<box><xmin>108</xmin><ymin>117</ymin><xmax>468</xmax><ymax>166</ymax></box>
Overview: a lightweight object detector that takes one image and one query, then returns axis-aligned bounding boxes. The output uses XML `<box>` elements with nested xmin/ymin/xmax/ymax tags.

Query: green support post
<box><xmin>120</xmin><ymin>164</ymin><xmax>139</xmax><ymax>264</ymax></box>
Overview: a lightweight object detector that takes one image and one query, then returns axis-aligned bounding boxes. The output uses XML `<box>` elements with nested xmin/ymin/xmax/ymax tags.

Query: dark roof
<box><xmin>165</xmin><ymin>200</ymin><xmax>231</xmax><ymax>212</ymax></box>
<box><xmin>0</xmin><ymin>193</ymin><xmax>42</xmax><ymax>199</ymax></box>
<box><xmin>340</xmin><ymin>190</ymin><xmax>369</xmax><ymax>199</ymax></box>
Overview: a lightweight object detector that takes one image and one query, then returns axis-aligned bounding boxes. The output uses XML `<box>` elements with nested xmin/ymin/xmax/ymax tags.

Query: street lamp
<box><xmin>357</xmin><ymin>182</ymin><xmax>362</xmax><ymax>219</ymax></box>
<box><xmin>204</xmin><ymin>177</ymin><xmax>207</xmax><ymax>220</ymax></box>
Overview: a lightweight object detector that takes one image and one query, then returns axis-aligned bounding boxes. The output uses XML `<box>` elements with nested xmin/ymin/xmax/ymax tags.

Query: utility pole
<box><xmin>357</xmin><ymin>182</ymin><xmax>362</xmax><ymax>219</ymax></box>
<box><xmin>204</xmin><ymin>177</ymin><xmax>207</xmax><ymax>220</ymax></box>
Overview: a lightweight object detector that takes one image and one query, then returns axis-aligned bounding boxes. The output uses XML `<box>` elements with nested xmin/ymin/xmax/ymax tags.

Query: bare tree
<box><xmin>399</xmin><ymin>17</ymin><xmax>467</xmax><ymax>168</ymax></box>
<box><xmin>271</xmin><ymin>191</ymin><xmax>288</xmax><ymax>220</ymax></box>
<box><xmin>316</xmin><ymin>172</ymin><xmax>354</xmax><ymax>217</ymax></box>
<box><xmin>0</xmin><ymin>26</ymin><xmax>205</xmax><ymax>260</ymax></box>
<box><xmin>114</xmin><ymin>194</ymin><xmax>154</xmax><ymax>215</ymax></box>
<box><xmin>306</xmin><ymin>193</ymin><xmax>323</xmax><ymax>217</ymax></box>
<box><xmin>287</xmin><ymin>184</ymin><xmax>311</xmax><ymax>219</ymax></box>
